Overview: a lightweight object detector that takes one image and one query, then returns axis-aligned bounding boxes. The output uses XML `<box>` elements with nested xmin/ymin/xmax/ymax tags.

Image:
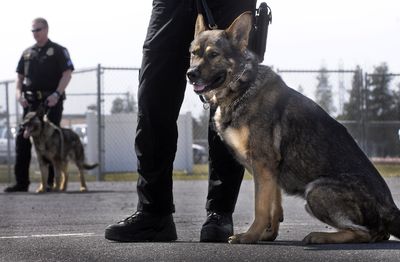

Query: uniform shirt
<box><xmin>16</xmin><ymin>39</ymin><xmax>74</xmax><ymax>92</ymax></box>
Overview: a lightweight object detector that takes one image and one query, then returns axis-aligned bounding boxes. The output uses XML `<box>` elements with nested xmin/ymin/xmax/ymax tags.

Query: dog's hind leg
<box><xmin>302</xmin><ymin>177</ymin><xmax>381</xmax><ymax>244</ymax></box>
<box><xmin>59</xmin><ymin>163</ymin><xmax>69</xmax><ymax>192</ymax></box>
<box><xmin>303</xmin><ymin>230</ymin><xmax>372</xmax><ymax>244</ymax></box>
<box><xmin>76</xmin><ymin>164</ymin><xmax>88</xmax><ymax>192</ymax></box>
<box><xmin>52</xmin><ymin>162</ymin><xmax>63</xmax><ymax>192</ymax></box>
<box><xmin>36</xmin><ymin>158</ymin><xmax>49</xmax><ymax>193</ymax></box>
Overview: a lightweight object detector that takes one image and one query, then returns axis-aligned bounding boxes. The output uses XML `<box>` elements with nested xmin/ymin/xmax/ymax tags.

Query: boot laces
<box><xmin>121</xmin><ymin>211</ymin><xmax>143</xmax><ymax>224</ymax></box>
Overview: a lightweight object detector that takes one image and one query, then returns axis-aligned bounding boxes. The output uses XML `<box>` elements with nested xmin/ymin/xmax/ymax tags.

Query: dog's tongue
<box><xmin>23</xmin><ymin>129</ymin><xmax>30</xmax><ymax>139</ymax></box>
<box><xmin>193</xmin><ymin>84</ymin><xmax>206</xmax><ymax>92</ymax></box>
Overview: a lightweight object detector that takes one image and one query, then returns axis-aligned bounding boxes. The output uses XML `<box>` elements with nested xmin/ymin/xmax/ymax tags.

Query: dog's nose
<box><xmin>187</xmin><ymin>68</ymin><xmax>200</xmax><ymax>82</ymax></box>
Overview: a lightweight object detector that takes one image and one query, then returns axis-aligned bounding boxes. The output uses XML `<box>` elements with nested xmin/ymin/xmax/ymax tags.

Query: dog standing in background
<box><xmin>22</xmin><ymin>106</ymin><xmax>97</xmax><ymax>193</ymax></box>
<box><xmin>187</xmin><ymin>12</ymin><xmax>400</xmax><ymax>244</ymax></box>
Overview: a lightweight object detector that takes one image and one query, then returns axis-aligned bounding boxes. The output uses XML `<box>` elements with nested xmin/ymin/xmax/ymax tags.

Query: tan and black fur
<box><xmin>22</xmin><ymin>106</ymin><xmax>97</xmax><ymax>193</ymax></box>
<box><xmin>187</xmin><ymin>12</ymin><xmax>400</xmax><ymax>244</ymax></box>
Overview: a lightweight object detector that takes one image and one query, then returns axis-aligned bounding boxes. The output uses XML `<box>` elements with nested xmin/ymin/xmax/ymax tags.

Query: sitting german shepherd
<box><xmin>187</xmin><ymin>12</ymin><xmax>400</xmax><ymax>244</ymax></box>
<box><xmin>22</xmin><ymin>106</ymin><xmax>98</xmax><ymax>193</ymax></box>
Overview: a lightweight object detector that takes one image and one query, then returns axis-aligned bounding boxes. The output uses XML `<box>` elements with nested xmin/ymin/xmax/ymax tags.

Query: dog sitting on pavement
<box><xmin>22</xmin><ymin>105</ymin><xmax>97</xmax><ymax>193</ymax></box>
<box><xmin>187</xmin><ymin>12</ymin><xmax>400</xmax><ymax>244</ymax></box>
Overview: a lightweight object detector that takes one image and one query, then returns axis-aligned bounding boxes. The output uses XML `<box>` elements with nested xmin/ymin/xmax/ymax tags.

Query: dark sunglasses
<box><xmin>31</xmin><ymin>28</ymin><xmax>44</xmax><ymax>33</ymax></box>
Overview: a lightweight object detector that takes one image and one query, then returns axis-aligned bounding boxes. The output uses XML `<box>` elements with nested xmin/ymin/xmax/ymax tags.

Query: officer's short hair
<box><xmin>33</xmin><ymin>17</ymin><xmax>48</xmax><ymax>28</ymax></box>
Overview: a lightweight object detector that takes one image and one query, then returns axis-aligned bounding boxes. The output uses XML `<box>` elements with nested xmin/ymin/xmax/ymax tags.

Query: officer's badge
<box><xmin>46</xmin><ymin>47</ymin><xmax>54</xmax><ymax>56</ymax></box>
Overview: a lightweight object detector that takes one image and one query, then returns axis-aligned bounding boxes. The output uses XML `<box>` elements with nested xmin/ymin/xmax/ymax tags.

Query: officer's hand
<box><xmin>46</xmin><ymin>92</ymin><xmax>60</xmax><ymax>107</ymax></box>
<box><xmin>18</xmin><ymin>96</ymin><xmax>29</xmax><ymax>108</ymax></box>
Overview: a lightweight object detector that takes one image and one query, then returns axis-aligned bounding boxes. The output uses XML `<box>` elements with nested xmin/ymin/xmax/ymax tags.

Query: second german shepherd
<box><xmin>187</xmin><ymin>12</ymin><xmax>400</xmax><ymax>244</ymax></box>
<box><xmin>22</xmin><ymin>106</ymin><xmax>98</xmax><ymax>193</ymax></box>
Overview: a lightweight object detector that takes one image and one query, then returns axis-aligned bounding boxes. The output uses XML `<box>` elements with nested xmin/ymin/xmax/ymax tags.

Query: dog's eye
<box><xmin>191</xmin><ymin>49</ymin><xmax>200</xmax><ymax>57</ymax></box>
<box><xmin>208</xmin><ymin>51</ymin><xmax>219</xmax><ymax>59</ymax></box>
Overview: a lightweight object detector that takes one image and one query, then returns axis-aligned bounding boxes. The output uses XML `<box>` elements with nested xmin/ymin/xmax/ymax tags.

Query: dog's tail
<box><xmin>83</xmin><ymin>163</ymin><xmax>99</xmax><ymax>170</ymax></box>
<box><xmin>387</xmin><ymin>208</ymin><xmax>400</xmax><ymax>239</ymax></box>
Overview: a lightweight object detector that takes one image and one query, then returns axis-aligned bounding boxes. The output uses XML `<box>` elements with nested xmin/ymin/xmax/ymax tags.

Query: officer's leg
<box><xmin>46</xmin><ymin>100</ymin><xmax>64</xmax><ymax>188</ymax></box>
<box><xmin>135</xmin><ymin>0</ymin><xmax>196</xmax><ymax>215</ymax></box>
<box><xmin>5</xmin><ymin>107</ymin><xmax>32</xmax><ymax>192</ymax></box>
<box><xmin>205</xmin><ymin>106</ymin><xmax>245</xmax><ymax>213</ymax></box>
<box><xmin>14</xmin><ymin>126</ymin><xmax>32</xmax><ymax>188</ymax></box>
<box><xmin>105</xmin><ymin>0</ymin><xmax>196</xmax><ymax>242</ymax></box>
<box><xmin>200</xmin><ymin>0</ymin><xmax>257</xmax><ymax>242</ymax></box>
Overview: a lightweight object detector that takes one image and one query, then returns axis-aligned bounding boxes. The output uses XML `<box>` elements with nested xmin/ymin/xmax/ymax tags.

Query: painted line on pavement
<box><xmin>0</xmin><ymin>232</ymin><xmax>95</xmax><ymax>239</ymax></box>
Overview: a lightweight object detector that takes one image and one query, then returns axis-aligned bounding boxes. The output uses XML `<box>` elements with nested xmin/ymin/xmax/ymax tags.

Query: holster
<box><xmin>251</xmin><ymin>2</ymin><xmax>272</xmax><ymax>63</ymax></box>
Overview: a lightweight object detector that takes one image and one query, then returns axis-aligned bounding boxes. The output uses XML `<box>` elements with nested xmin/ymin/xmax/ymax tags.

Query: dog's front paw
<box><xmin>260</xmin><ymin>227</ymin><xmax>278</xmax><ymax>241</ymax></box>
<box><xmin>80</xmin><ymin>186</ymin><xmax>88</xmax><ymax>192</ymax></box>
<box><xmin>228</xmin><ymin>233</ymin><xmax>258</xmax><ymax>244</ymax></box>
<box><xmin>36</xmin><ymin>184</ymin><xmax>45</xmax><ymax>193</ymax></box>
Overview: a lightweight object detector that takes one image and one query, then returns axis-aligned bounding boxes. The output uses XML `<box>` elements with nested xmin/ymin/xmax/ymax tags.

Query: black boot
<box><xmin>200</xmin><ymin>212</ymin><xmax>233</xmax><ymax>242</ymax></box>
<box><xmin>105</xmin><ymin>211</ymin><xmax>177</xmax><ymax>242</ymax></box>
<box><xmin>4</xmin><ymin>184</ymin><xmax>29</xmax><ymax>193</ymax></box>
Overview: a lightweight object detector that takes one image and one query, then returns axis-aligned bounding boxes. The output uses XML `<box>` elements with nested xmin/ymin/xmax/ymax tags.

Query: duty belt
<box><xmin>23</xmin><ymin>90</ymin><xmax>52</xmax><ymax>102</ymax></box>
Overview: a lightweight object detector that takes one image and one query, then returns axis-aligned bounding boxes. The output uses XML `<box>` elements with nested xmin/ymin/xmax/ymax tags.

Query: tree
<box><xmin>367</xmin><ymin>63</ymin><xmax>396</xmax><ymax>120</ymax></box>
<box><xmin>365</xmin><ymin>63</ymin><xmax>399</xmax><ymax>157</ymax></box>
<box><xmin>111</xmin><ymin>92</ymin><xmax>136</xmax><ymax>114</ymax></box>
<box><xmin>339</xmin><ymin>66</ymin><xmax>363</xmax><ymax>120</ymax></box>
<box><xmin>315</xmin><ymin>67</ymin><xmax>336</xmax><ymax>114</ymax></box>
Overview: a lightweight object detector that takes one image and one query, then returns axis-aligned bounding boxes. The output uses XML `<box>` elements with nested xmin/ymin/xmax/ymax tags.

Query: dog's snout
<box><xmin>187</xmin><ymin>68</ymin><xmax>200</xmax><ymax>82</ymax></box>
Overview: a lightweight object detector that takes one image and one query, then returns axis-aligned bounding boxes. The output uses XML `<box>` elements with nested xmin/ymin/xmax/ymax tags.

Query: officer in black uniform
<box><xmin>105</xmin><ymin>0</ymin><xmax>257</xmax><ymax>243</ymax></box>
<box><xmin>4</xmin><ymin>17</ymin><xmax>74</xmax><ymax>193</ymax></box>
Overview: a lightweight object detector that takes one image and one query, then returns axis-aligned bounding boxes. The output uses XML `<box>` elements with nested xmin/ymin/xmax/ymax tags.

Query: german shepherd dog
<box><xmin>187</xmin><ymin>12</ymin><xmax>400</xmax><ymax>244</ymax></box>
<box><xmin>22</xmin><ymin>106</ymin><xmax>98</xmax><ymax>193</ymax></box>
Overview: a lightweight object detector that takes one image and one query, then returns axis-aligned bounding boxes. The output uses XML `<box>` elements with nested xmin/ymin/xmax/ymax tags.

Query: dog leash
<box><xmin>41</xmin><ymin>101</ymin><xmax>65</xmax><ymax>159</ymax></box>
<box><xmin>196</xmin><ymin>0</ymin><xmax>217</xmax><ymax>29</ymax></box>
<box><xmin>44</xmin><ymin>115</ymin><xmax>65</xmax><ymax>160</ymax></box>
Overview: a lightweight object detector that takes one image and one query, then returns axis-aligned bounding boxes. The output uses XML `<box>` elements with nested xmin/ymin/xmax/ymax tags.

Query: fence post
<box><xmin>358</xmin><ymin>69</ymin><xmax>365</xmax><ymax>153</ymax></box>
<box><xmin>363</xmin><ymin>72</ymin><xmax>369</xmax><ymax>156</ymax></box>
<box><xmin>96</xmin><ymin>64</ymin><xmax>104</xmax><ymax>181</ymax></box>
<box><xmin>5</xmin><ymin>82</ymin><xmax>12</xmax><ymax>182</ymax></box>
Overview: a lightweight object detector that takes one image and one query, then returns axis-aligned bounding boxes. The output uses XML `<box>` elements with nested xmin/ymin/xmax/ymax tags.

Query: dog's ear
<box><xmin>225</xmin><ymin>12</ymin><xmax>253</xmax><ymax>51</ymax></box>
<box><xmin>194</xmin><ymin>14</ymin><xmax>207</xmax><ymax>38</ymax></box>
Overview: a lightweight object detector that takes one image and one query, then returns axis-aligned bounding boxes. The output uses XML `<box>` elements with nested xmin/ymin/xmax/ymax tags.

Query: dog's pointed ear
<box><xmin>225</xmin><ymin>12</ymin><xmax>253</xmax><ymax>51</ymax></box>
<box><xmin>194</xmin><ymin>14</ymin><xmax>207</xmax><ymax>38</ymax></box>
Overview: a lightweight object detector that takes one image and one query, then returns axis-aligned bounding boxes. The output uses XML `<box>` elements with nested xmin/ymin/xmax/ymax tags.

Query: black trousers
<box><xmin>14</xmin><ymin>101</ymin><xmax>63</xmax><ymax>187</ymax></box>
<box><xmin>135</xmin><ymin>0</ymin><xmax>256</xmax><ymax>215</ymax></box>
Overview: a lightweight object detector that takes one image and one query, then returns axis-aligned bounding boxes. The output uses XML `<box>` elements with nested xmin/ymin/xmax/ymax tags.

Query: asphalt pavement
<box><xmin>1</xmin><ymin>178</ymin><xmax>400</xmax><ymax>262</ymax></box>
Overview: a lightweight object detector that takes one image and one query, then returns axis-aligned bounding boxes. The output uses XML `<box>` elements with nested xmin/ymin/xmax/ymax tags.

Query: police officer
<box><xmin>4</xmin><ymin>17</ymin><xmax>74</xmax><ymax>193</ymax></box>
<box><xmin>105</xmin><ymin>0</ymin><xmax>257</xmax><ymax>243</ymax></box>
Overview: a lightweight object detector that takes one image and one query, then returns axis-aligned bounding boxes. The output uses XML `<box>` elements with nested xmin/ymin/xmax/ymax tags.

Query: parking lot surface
<box><xmin>1</xmin><ymin>179</ymin><xmax>400</xmax><ymax>261</ymax></box>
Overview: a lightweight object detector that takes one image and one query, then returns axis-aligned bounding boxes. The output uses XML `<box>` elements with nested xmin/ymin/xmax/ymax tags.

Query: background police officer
<box><xmin>4</xmin><ymin>17</ymin><xmax>74</xmax><ymax>192</ymax></box>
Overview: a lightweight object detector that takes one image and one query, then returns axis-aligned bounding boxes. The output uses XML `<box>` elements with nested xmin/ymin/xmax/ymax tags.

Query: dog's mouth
<box><xmin>191</xmin><ymin>72</ymin><xmax>226</xmax><ymax>94</ymax></box>
<box><xmin>22</xmin><ymin>125</ymin><xmax>36</xmax><ymax>139</ymax></box>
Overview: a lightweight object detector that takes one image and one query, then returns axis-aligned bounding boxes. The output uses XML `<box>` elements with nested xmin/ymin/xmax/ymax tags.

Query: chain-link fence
<box><xmin>0</xmin><ymin>65</ymin><xmax>209</xmax><ymax>183</ymax></box>
<box><xmin>1</xmin><ymin>66</ymin><xmax>399</xmax><ymax>183</ymax></box>
<box><xmin>278</xmin><ymin>69</ymin><xmax>400</xmax><ymax>158</ymax></box>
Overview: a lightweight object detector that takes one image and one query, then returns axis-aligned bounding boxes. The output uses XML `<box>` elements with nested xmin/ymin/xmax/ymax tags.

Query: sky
<box><xmin>1</xmin><ymin>0</ymin><xmax>400</xmax><ymax>81</ymax></box>
<box><xmin>0</xmin><ymin>0</ymin><xmax>399</xmax><ymax>116</ymax></box>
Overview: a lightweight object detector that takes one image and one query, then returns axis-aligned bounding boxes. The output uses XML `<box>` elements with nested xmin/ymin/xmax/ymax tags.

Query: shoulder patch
<box><xmin>63</xmin><ymin>49</ymin><xmax>74</xmax><ymax>67</ymax></box>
